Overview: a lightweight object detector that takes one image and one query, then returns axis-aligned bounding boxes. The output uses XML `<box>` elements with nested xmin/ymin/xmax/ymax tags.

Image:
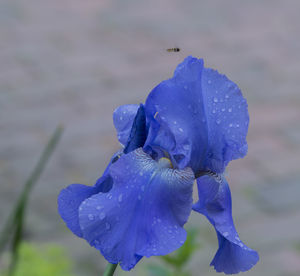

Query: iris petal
<box><xmin>144</xmin><ymin>56</ymin><xmax>249</xmax><ymax>174</ymax></box>
<box><xmin>94</xmin><ymin>162</ymin><xmax>113</xmax><ymax>192</ymax></box>
<box><xmin>124</xmin><ymin>104</ymin><xmax>147</xmax><ymax>154</ymax></box>
<box><xmin>145</xmin><ymin>57</ymin><xmax>208</xmax><ymax>173</ymax></box>
<box><xmin>193</xmin><ymin>175</ymin><xmax>259</xmax><ymax>274</ymax></box>
<box><xmin>94</xmin><ymin>150</ymin><xmax>123</xmax><ymax>191</ymax></box>
<box><xmin>201</xmin><ymin>67</ymin><xmax>249</xmax><ymax>172</ymax></box>
<box><xmin>58</xmin><ymin>184</ymin><xmax>100</xmax><ymax>237</ymax></box>
<box><xmin>113</xmin><ymin>104</ymin><xmax>139</xmax><ymax>146</ymax></box>
<box><xmin>78</xmin><ymin>148</ymin><xmax>194</xmax><ymax>271</ymax></box>
<box><xmin>58</xmin><ymin>152</ymin><xmax>121</xmax><ymax>237</ymax></box>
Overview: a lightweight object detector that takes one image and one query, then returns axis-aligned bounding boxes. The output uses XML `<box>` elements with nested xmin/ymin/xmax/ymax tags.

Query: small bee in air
<box><xmin>166</xmin><ymin>47</ymin><xmax>180</xmax><ymax>52</ymax></box>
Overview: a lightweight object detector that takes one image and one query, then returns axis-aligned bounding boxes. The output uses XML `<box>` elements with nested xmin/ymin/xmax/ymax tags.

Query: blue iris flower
<box><xmin>58</xmin><ymin>56</ymin><xmax>259</xmax><ymax>273</ymax></box>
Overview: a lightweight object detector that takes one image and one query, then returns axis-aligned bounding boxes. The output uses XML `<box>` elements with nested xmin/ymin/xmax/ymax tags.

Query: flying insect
<box><xmin>166</xmin><ymin>47</ymin><xmax>180</xmax><ymax>52</ymax></box>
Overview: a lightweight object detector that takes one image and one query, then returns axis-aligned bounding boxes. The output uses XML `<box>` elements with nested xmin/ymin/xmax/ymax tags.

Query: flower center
<box><xmin>157</xmin><ymin>157</ymin><xmax>173</xmax><ymax>169</ymax></box>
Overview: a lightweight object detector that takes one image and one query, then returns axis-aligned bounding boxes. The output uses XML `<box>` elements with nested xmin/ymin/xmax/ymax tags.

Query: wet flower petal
<box><xmin>58</xmin><ymin>184</ymin><xmax>101</xmax><ymax>238</ymax></box>
<box><xmin>145</xmin><ymin>56</ymin><xmax>249</xmax><ymax>174</ymax></box>
<box><xmin>94</xmin><ymin>150</ymin><xmax>123</xmax><ymax>191</ymax></box>
<box><xmin>78</xmin><ymin>148</ymin><xmax>194</xmax><ymax>271</ymax></box>
<box><xmin>201</xmin><ymin>67</ymin><xmax>249</xmax><ymax>172</ymax></box>
<box><xmin>113</xmin><ymin>104</ymin><xmax>139</xmax><ymax>146</ymax></box>
<box><xmin>145</xmin><ymin>57</ymin><xmax>208</xmax><ymax>173</ymax></box>
<box><xmin>124</xmin><ymin>104</ymin><xmax>147</xmax><ymax>154</ymax></box>
<box><xmin>193</xmin><ymin>175</ymin><xmax>259</xmax><ymax>274</ymax></box>
<box><xmin>58</xmin><ymin>152</ymin><xmax>121</xmax><ymax>237</ymax></box>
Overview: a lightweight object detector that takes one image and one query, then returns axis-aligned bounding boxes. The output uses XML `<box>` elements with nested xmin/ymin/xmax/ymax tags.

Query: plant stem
<box><xmin>103</xmin><ymin>263</ymin><xmax>118</xmax><ymax>276</ymax></box>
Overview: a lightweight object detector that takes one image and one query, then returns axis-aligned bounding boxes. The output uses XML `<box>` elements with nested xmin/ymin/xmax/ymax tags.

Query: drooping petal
<box><xmin>58</xmin><ymin>152</ymin><xmax>120</xmax><ymax>237</ymax></box>
<box><xmin>78</xmin><ymin>148</ymin><xmax>195</xmax><ymax>271</ymax></box>
<box><xmin>113</xmin><ymin>104</ymin><xmax>139</xmax><ymax>146</ymax></box>
<box><xmin>144</xmin><ymin>57</ymin><xmax>208</xmax><ymax>173</ymax></box>
<box><xmin>124</xmin><ymin>104</ymin><xmax>147</xmax><ymax>154</ymax></box>
<box><xmin>144</xmin><ymin>56</ymin><xmax>249</xmax><ymax>174</ymax></box>
<box><xmin>58</xmin><ymin>184</ymin><xmax>100</xmax><ymax>237</ymax></box>
<box><xmin>193</xmin><ymin>175</ymin><xmax>259</xmax><ymax>274</ymax></box>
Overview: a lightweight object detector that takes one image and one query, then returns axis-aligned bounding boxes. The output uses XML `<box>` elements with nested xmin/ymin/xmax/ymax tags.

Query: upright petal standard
<box><xmin>58</xmin><ymin>56</ymin><xmax>259</xmax><ymax>274</ymax></box>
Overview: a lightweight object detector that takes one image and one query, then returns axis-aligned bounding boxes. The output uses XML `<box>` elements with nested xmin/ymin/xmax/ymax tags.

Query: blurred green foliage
<box><xmin>1</xmin><ymin>243</ymin><xmax>73</xmax><ymax>276</ymax></box>
<box><xmin>293</xmin><ymin>241</ymin><xmax>300</xmax><ymax>253</ymax></box>
<box><xmin>146</xmin><ymin>228</ymin><xmax>201</xmax><ymax>276</ymax></box>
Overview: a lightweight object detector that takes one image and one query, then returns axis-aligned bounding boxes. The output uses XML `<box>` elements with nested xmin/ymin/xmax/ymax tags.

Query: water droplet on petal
<box><xmin>216</xmin><ymin>119</ymin><xmax>221</xmax><ymax>125</ymax></box>
<box><xmin>213</xmin><ymin>97</ymin><xmax>218</xmax><ymax>103</ymax></box>
<box><xmin>183</xmin><ymin>144</ymin><xmax>190</xmax><ymax>150</ymax></box>
<box><xmin>179</xmin><ymin>127</ymin><xmax>183</xmax><ymax>132</ymax></box>
<box><xmin>88</xmin><ymin>214</ymin><xmax>94</xmax><ymax>221</ymax></box>
<box><xmin>229</xmin><ymin>123</ymin><xmax>233</xmax><ymax>127</ymax></box>
<box><xmin>223</xmin><ymin>231</ymin><xmax>229</xmax><ymax>237</ymax></box>
<box><xmin>225</xmin><ymin>94</ymin><xmax>229</xmax><ymax>99</ymax></box>
<box><xmin>228</xmin><ymin>108</ymin><xmax>232</xmax><ymax>112</ymax></box>
<box><xmin>96</xmin><ymin>205</ymin><xmax>103</xmax><ymax>210</ymax></box>
<box><xmin>118</xmin><ymin>194</ymin><xmax>123</xmax><ymax>202</ymax></box>
<box><xmin>221</xmin><ymin>108</ymin><xmax>225</xmax><ymax>112</ymax></box>
<box><xmin>212</xmin><ymin>109</ymin><xmax>216</xmax><ymax>114</ymax></box>
<box><xmin>208</xmin><ymin>80</ymin><xmax>212</xmax><ymax>84</ymax></box>
<box><xmin>99</xmin><ymin>212</ymin><xmax>106</xmax><ymax>220</ymax></box>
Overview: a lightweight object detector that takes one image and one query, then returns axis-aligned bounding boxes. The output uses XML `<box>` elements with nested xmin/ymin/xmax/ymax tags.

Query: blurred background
<box><xmin>1</xmin><ymin>0</ymin><xmax>300</xmax><ymax>275</ymax></box>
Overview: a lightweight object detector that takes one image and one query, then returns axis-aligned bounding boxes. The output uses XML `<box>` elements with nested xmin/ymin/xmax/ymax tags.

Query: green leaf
<box><xmin>0</xmin><ymin>126</ymin><xmax>64</xmax><ymax>275</ymax></box>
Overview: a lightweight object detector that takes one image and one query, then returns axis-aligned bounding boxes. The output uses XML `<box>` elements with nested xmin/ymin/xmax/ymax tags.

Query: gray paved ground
<box><xmin>1</xmin><ymin>0</ymin><xmax>300</xmax><ymax>275</ymax></box>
